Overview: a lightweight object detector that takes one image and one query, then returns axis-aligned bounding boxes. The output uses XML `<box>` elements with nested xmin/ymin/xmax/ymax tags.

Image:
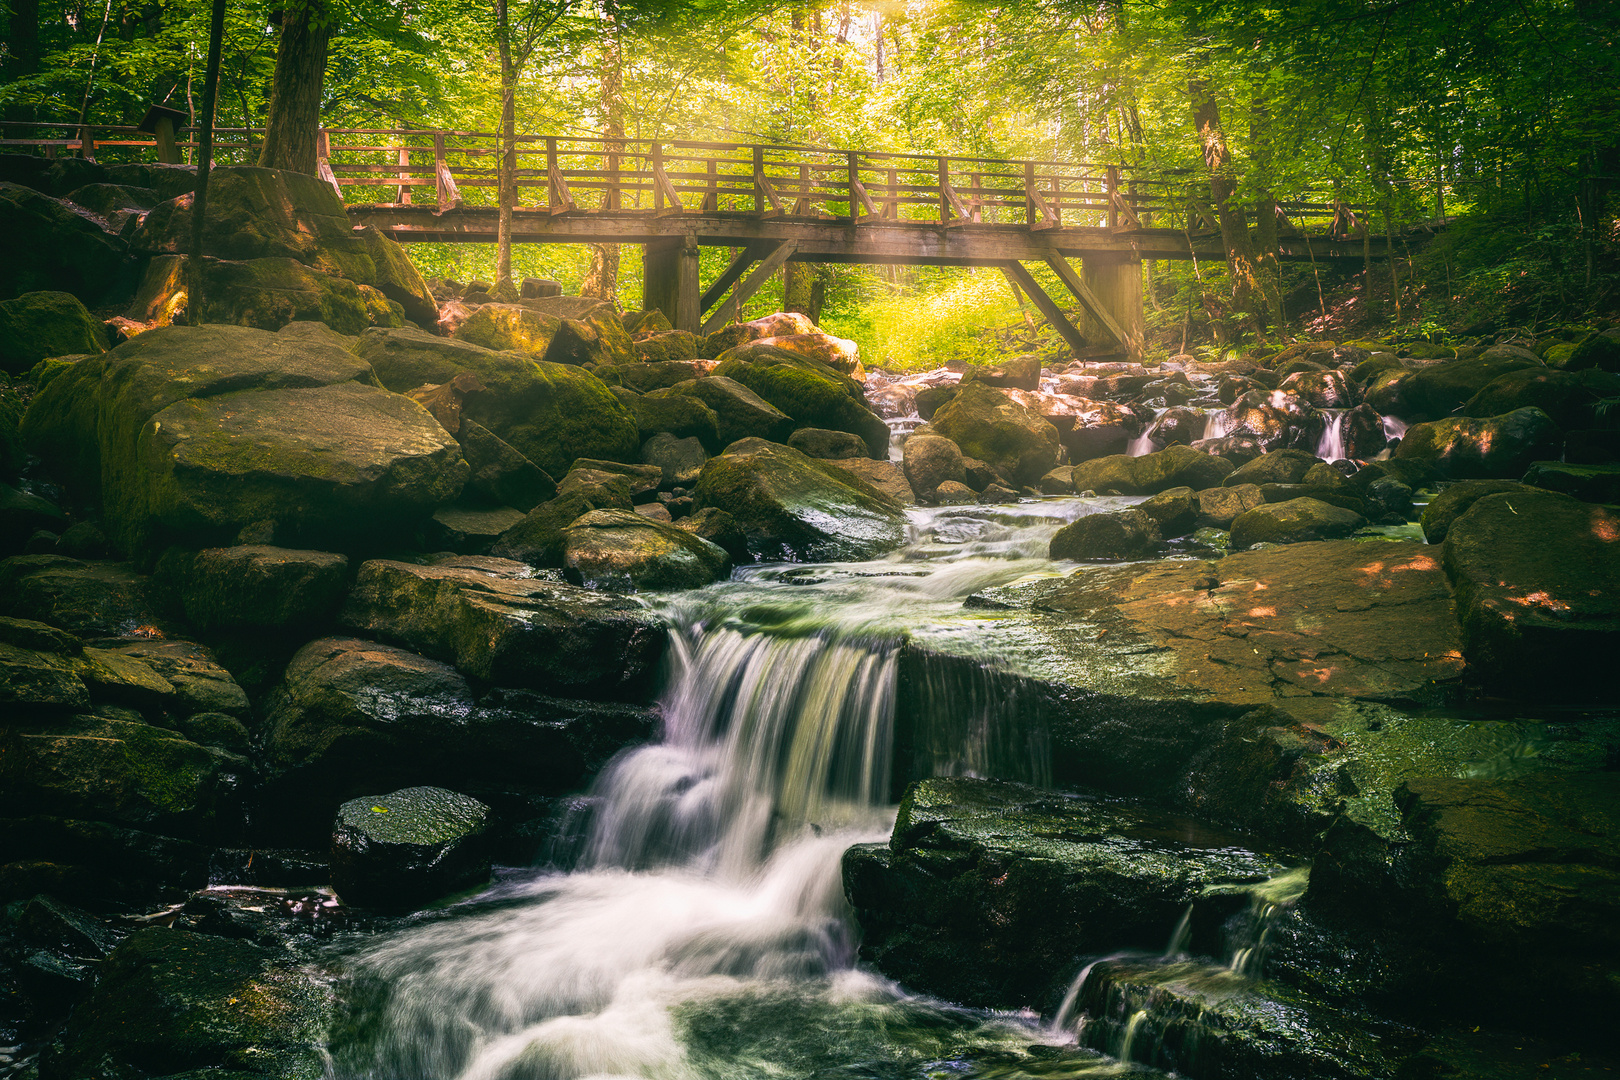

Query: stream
<box><xmin>328</xmin><ymin>498</ymin><xmax>1291</xmax><ymax>1080</ymax></box>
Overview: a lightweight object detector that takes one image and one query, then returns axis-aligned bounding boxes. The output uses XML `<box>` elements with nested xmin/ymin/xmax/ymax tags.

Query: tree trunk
<box><xmin>257</xmin><ymin>0</ymin><xmax>331</xmax><ymax>174</ymax></box>
<box><xmin>581</xmin><ymin>0</ymin><xmax>623</xmax><ymax>304</ymax></box>
<box><xmin>783</xmin><ymin>261</ymin><xmax>814</xmax><ymax>316</ymax></box>
<box><xmin>494</xmin><ymin>0</ymin><xmax>516</xmax><ymax>294</ymax></box>
<box><xmin>186</xmin><ymin>0</ymin><xmax>227</xmax><ymax>325</ymax></box>
<box><xmin>1189</xmin><ymin>76</ymin><xmax>1266</xmax><ymax>336</ymax></box>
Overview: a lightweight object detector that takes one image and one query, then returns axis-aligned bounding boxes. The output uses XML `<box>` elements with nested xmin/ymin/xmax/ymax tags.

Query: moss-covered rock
<box><xmin>194</xmin><ymin>256</ymin><xmax>401</xmax><ymax>336</ymax></box>
<box><xmin>613</xmin><ymin>359</ymin><xmax>711</xmax><ymax>392</ymax></box>
<box><xmin>357</xmin><ymin>326</ymin><xmax>638</xmax><ymax>478</ymax></box>
<box><xmin>1049</xmin><ymin>508</ymin><xmax>1163</xmax><ymax>560</ymax></box>
<box><xmin>0</xmin><ymin>181</ymin><xmax>128</xmax><ymax>302</ymax></box>
<box><xmin>701</xmin><ymin>311</ymin><xmax>817</xmax><ymax>358</ymax></box>
<box><xmin>1197</xmin><ymin>483</ymin><xmax>1265</xmax><ymax>527</ymax></box>
<box><xmin>1366</xmin><ymin>353</ymin><xmax>1543</xmax><ymax>421</ymax></box>
<box><xmin>1070</xmin><ymin>445</ymin><xmax>1234</xmax><ymax>496</ymax></box>
<box><xmin>901</xmin><ymin>433</ymin><xmax>968</xmax><ymax>501</ymax></box>
<box><xmin>1395</xmin><ymin>406</ymin><xmax>1560</xmax><ymax>479</ymax></box>
<box><xmin>518</xmin><ymin>294</ymin><xmax>636</xmax><ymax>364</ymax></box>
<box><xmin>669</xmin><ymin>375</ymin><xmax>792</xmax><ymax>446</ymax></box>
<box><xmin>1419</xmin><ymin>479</ymin><xmax>1537</xmax><ymax>544</ymax></box>
<box><xmin>787</xmin><ymin>426</ymin><xmax>867</xmax><ymax>459</ymax></box>
<box><xmin>132</xmin><ymin>166</ymin><xmax>359</xmax><ymax>265</ymax></box>
<box><xmin>459</xmin><ymin>419</ymin><xmax>556</xmax><ymax>511</ymax></box>
<box><xmin>1229</xmin><ymin>496</ymin><xmax>1366</xmax><ymax>549</ymax></box>
<box><xmin>0</xmin><ymin>291</ymin><xmax>109</xmax><ymax>373</ymax></box>
<box><xmin>492</xmin><ymin>488</ymin><xmax>627</xmax><ymax>568</ymax></box>
<box><xmin>930</xmin><ymin>381</ymin><xmax>1060</xmax><ymax>486</ymax></box>
<box><xmin>1558</xmin><ymin>329</ymin><xmax>1620</xmax><ymax>372</ymax></box>
<box><xmin>625</xmin><ymin>386</ymin><xmax>723</xmax><ymax>449</ymax></box>
<box><xmin>723</xmin><ymin>331</ymin><xmax>864</xmax><ymax>378</ymax></box>
<box><xmin>1520</xmin><ymin>460</ymin><xmax>1620</xmax><ymax>503</ymax></box>
<box><xmin>714</xmin><ymin>345</ymin><xmax>888</xmax><ymax>457</ymax></box>
<box><xmin>331</xmin><ymin>786</ymin><xmax>490</xmax><ymax>909</ymax></box>
<box><xmin>1442</xmin><ymin>490</ymin><xmax>1620</xmax><ymax>701</ymax></box>
<box><xmin>339</xmin><ymin>556</ymin><xmax>665</xmax><ymax>697</ymax></box>
<box><xmin>1462</xmin><ymin>366</ymin><xmax>1620</xmax><ymax>429</ymax></box>
<box><xmin>961</xmin><ymin>354</ymin><xmax>1040</xmax><ymax>391</ymax></box>
<box><xmin>355</xmin><ymin>224</ymin><xmax>437</xmax><ymax>327</ymax></box>
<box><xmin>155</xmin><ymin>545</ymin><xmax>349</xmax><ymax>632</ymax></box>
<box><xmin>692</xmin><ymin>437</ymin><xmax>906</xmax><ymax>562</ymax></box>
<box><xmin>631</xmin><ymin>329</ymin><xmax>702</xmax><ymax>363</ymax></box>
<box><xmin>453</xmin><ymin>302</ymin><xmax>562</xmax><ymax>356</ymax></box>
<box><xmin>560</xmin><ymin>507</ymin><xmax>732</xmax><ymax>591</ymax></box>
<box><xmin>42</xmin><ymin>926</ymin><xmax>331</xmax><ymax>1080</ymax></box>
<box><xmin>640</xmin><ymin>432</ymin><xmax>709</xmax><ymax>488</ymax></box>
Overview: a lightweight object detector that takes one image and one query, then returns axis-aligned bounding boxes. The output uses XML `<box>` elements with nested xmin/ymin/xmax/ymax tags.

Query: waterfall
<box><xmin>1200</xmin><ymin>409</ymin><xmax>1232</xmax><ymax>441</ymax></box>
<box><xmin>1127</xmin><ymin>409</ymin><xmax>1166</xmax><ymax>456</ymax></box>
<box><xmin>1315</xmin><ymin>409</ymin><xmax>1348</xmax><ymax>461</ymax></box>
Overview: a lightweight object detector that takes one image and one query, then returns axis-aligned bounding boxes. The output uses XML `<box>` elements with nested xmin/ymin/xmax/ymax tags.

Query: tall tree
<box><xmin>258</xmin><ymin>0</ymin><xmax>332</xmax><ymax>173</ymax></box>
<box><xmin>1189</xmin><ymin>72</ymin><xmax>1266</xmax><ymax>335</ymax></box>
<box><xmin>493</xmin><ymin>0</ymin><xmax>575</xmax><ymax>294</ymax></box>
<box><xmin>580</xmin><ymin>0</ymin><xmax>622</xmax><ymax>304</ymax></box>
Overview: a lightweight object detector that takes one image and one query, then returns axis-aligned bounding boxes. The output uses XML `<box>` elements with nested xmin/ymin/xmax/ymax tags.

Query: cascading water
<box><xmin>1200</xmin><ymin>408</ymin><xmax>1232</xmax><ymax>441</ymax></box>
<box><xmin>329</xmin><ymin>498</ymin><xmax>1158</xmax><ymax>1080</ymax></box>
<box><xmin>1315</xmin><ymin>409</ymin><xmax>1348</xmax><ymax>461</ymax></box>
<box><xmin>1127</xmin><ymin>409</ymin><xmax>1166</xmax><ymax>455</ymax></box>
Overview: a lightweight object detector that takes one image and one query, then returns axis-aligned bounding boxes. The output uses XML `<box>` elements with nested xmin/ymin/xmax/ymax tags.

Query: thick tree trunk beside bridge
<box><xmin>257</xmin><ymin>0</ymin><xmax>331</xmax><ymax>175</ymax></box>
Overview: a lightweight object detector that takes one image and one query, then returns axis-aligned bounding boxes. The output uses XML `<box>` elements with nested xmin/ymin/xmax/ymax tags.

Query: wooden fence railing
<box><xmin>0</xmin><ymin>121</ymin><xmax>1370</xmax><ymax>238</ymax></box>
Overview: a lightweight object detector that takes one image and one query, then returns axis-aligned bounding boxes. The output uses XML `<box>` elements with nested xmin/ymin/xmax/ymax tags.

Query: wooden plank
<box><xmin>700</xmin><ymin>242</ymin><xmax>765</xmax><ymax>314</ymax></box>
<box><xmin>1001</xmin><ymin>261</ymin><xmax>1089</xmax><ymax>354</ymax></box>
<box><xmin>701</xmin><ymin>239</ymin><xmax>797</xmax><ymax>334</ymax></box>
<box><xmin>1042</xmin><ymin>252</ymin><xmax>1127</xmax><ymax>350</ymax></box>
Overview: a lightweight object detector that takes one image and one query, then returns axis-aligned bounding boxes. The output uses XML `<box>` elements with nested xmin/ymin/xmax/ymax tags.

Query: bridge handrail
<box><xmin>0</xmin><ymin>120</ymin><xmax>1371</xmax><ymax>238</ymax></box>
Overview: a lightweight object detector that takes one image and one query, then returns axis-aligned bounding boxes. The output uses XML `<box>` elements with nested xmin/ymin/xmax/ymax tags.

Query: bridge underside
<box><xmin>350</xmin><ymin>205</ymin><xmax>1381</xmax><ymax>359</ymax></box>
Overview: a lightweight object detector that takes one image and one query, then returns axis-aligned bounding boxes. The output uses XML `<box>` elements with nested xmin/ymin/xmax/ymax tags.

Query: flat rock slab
<box><xmin>339</xmin><ymin>557</ymin><xmax>666</xmax><ymax>698</ymax></box>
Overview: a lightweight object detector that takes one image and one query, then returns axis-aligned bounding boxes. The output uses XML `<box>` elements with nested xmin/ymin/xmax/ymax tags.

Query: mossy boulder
<box><xmin>930</xmin><ymin>381</ymin><xmax>1060</xmax><ymax>486</ymax></box>
<box><xmin>1222</xmin><ymin>448</ymin><xmax>1320</xmax><ymax>488</ymax></box>
<box><xmin>669</xmin><ymin>375</ymin><xmax>792</xmax><ymax>446</ymax></box>
<box><xmin>787</xmin><ymin>426</ymin><xmax>867</xmax><ymax>460</ymax></box>
<box><xmin>0</xmin><ymin>181</ymin><xmax>128</xmax><ymax>302</ymax></box>
<box><xmin>560</xmin><ymin>508</ymin><xmax>732</xmax><ymax>591</ymax></box>
<box><xmin>518</xmin><ymin>294</ymin><xmax>636</xmax><ymax>364</ymax></box>
<box><xmin>1395</xmin><ymin>406</ymin><xmax>1560</xmax><ymax>479</ymax></box>
<box><xmin>1558</xmin><ymin>329</ymin><xmax>1620</xmax><ymax>372</ymax></box>
<box><xmin>355</xmin><ymin>224</ymin><xmax>437</xmax><ymax>328</ymax></box>
<box><xmin>0</xmin><ymin>291</ymin><xmax>109</xmax><ymax>373</ymax></box>
<box><xmin>624</xmin><ymin>386</ymin><xmax>722</xmax><ymax>449</ymax></box>
<box><xmin>1521</xmin><ymin>460</ymin><xmax>1620</xmax><ymax>503</ymax></box>
<box><xmin>42</xmin><ymin>927</ymin><xmax>331</xmax><ymax>1080</ymax></box>
<box><xmin>902</xmin><ymin>433</ymin><xmax>968</xmax><ymax>500</ymax></box>
<box><xmin>1070</xmin><ymin>445</ymin><xmax>1234</xmax><ymax>496</ymax></box>
<box><xmin>1462</xmin><ymin>366</ymin><xmax>1620</xmax><ymax>430</ymax></box>
<box><xmin>154</xmin><ymin>545</ymin><xmax>349</xmax><ymax>632</ymax></box>
<box><xmin>631</xmin><ymin>329</ymin><xmax>702</xmax><ymax>363</ymax></box>
<box><xmin>19</xmin><ymin>351</ymin><xmax>110</xmax><ymax>494</ymax></box>
<box><xmin>1366</xmin><ymin>353</ymin><xmax>1542</xmax><ymax>421</ymax></box>
<box><xmin>92</xmin><ymin>325</ymin><xmax>466</xmax><ymax>553</ymax></box>
<box><xmin>1049</xmin><ymin>508</ymin><xmax>1163</xmax><ymax>560</ymax></box>
<box><xmin>1229</xmin><ymin>496</ymin><xmax>1366</xmax><ymax>549</ymax></box>
<box><xmin>0</xmin><ymin>555</ymin><xmax>170</xmax><ymax>639</ymax></box>
<box><xmin>692</xmin><ymin>437</ymin><xmax>906</xmax><ymax>562</ymax></box>
<box><xmin>1442</xmin><ymin>490</ymin><xmax>1620</xmax><ymax>700</ymax></box>
<box><xmin>1419</xmin><ymin>480</ymin><xmax>1537</xmax><ymax>544</ymax></box>
<box><xmin>459</xmin><ymin>419</ymin><xmax>556</xmax><ymax>511</ymax></box>
<box><xmin>193</xmin><ymin>256</ymin><xmax>401</xmax><ymax>336</ymax></box>
<box><xmin>613</xmin><ymin>359</ymin><xmax>711</xmax><ymax>392</ymax></box>
<box><xmin>453</xmin><ymin>302</ymin><xmax>562</xmax><ymax>356</ymax></box>
<box><xmin>702</xmin><ymin>310</ymin><xmax>817</xmax><ymax>357</ymax></box>
<box><xmin>356</xmin><ymin>326</ymin><xmax>639</xmax><ymax>478</ymax></box>
<box><xmin>640</xmin><ymin>432</ymin><xmax>709</xmax><ymax>488</ymax></box>
<box><xmin>714</xmin><ymin>345</ymin><xmax>888</xmax><ymax>457</ymax></box>
<box><xmin>339</xmin><ymin>557</ymin><xmax>665</xmax><ymax>697</ymax></box>
<box><xmin>331</xmin><ymin>786</ymin><xmax>490</xmax><ymax>909</ymax></box>
<box><xmin>132</xmin><ymin>166</ymin><xmax>362</xmax><ymax>268</ymax></box>
<box><xmin>723</xmin><ymin>331</ymin><xmax>864</xmax><ymax>378</ymax></box>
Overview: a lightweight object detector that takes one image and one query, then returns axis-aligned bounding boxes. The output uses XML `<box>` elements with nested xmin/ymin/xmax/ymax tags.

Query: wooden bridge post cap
<box><xmin>137</xmin><ymin>105</ymin><xmax>189</xmax><ymax>135</ymax></box>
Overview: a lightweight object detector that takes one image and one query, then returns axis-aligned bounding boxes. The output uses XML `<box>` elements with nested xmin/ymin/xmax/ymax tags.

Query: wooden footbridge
<box><xmin>7</xmin><ymin>123</ymin><xmax>1387</xmax><ymax>356</ymax></box>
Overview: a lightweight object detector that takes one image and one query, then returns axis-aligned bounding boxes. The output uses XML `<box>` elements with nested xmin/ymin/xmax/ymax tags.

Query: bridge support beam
<box><xmin>1077</xmin><ymin>254</ymin><xmax>1145</xmax><ymax>360</ymax></box>
<box><xmin>644</xmin><ymin>235</ymin><xmax>700</xmax><ymax>332</ymax></box>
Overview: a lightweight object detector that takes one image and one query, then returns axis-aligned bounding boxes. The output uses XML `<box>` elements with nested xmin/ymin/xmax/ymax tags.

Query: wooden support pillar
<box><xmin>644</xmin><ymin>234</ymin><xmax>701</xmax><ymax>332</ymax></box>
<box><xmin>153</xmin><ymin>117</ymin><xmax>179</xmax><ymax>164</ymax></box>
<box><xmin>1079</xmin><ymin>254</ymin><xmax>1145</xmax><ymax>359</ymax></box>
<box><xmin>701</xmin><ymin>240</ymin><xmax>797</xmax><ymax>334</ymax></box>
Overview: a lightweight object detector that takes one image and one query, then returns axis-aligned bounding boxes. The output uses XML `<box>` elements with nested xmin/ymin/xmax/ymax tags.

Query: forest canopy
<box><xmin>5</xmin><ymin>0</ymin><xmax>1615</xmax><ymax>361</ymax></box>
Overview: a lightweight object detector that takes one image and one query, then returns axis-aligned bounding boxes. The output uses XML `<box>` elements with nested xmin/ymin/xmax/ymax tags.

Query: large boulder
<box><xmin>842</xmin><ymin>777</ymin><xmax>1289</xmax><ymax>1009</ymax></box>
<box><xmin>339</xmin><ymin>557</ymin><xmax>665</xmax><ymax>697</ymax></box>
<box><xmin>613</xmin><ymin>359</ymin><xmax>711</xmax><ymax>392</ymax></box>
<box><xmin>458</xmin><ymin>420</ymin><xmax>556</xmax><ymax>511</ymax></box>
<box><xmin>692</xmin><ymin>437</ymin><xmax>907</xmax><ymax>562</ymax></box>
<box><xmin>453</xmin><ymin>303</ymin><xmax>561</xmax><ymax>356</ymax></box>
<box><xmin>1223</xmin><ymin>449</ymin><xmax>1319</xmax><ymax>487</ymax></box>
<box><xmin>1229</xmin><ymin>497</ymin><xmax>1366</xmax><ymax>549</ymax></box>
<box><xmin>1555</xmin><ymin>329</ymin><xmax>1620</xmax><ymax>373</ymax></box>
<box><xmin>1070</xmin><ymin>445</ymin><xmax>1234</xmax><ymax>496</ymax></box>
<box><xmin>1521</xmin><ymin>460</ymin><xmax>1620</xmax><ymax>503</ymax></box>
<box><xmin>901</xmin><ymin>433</ymin><xmax>968</xmax><ymax>500</ymax></box>
<box><xmin>154</xmin><ymin>545</ymin><xmax>349</xmax><ymax>632</ymax></box>
<box><xmin>640</xmin><ymin>432</ymin><xmax>708</xmax><ymax>488</ymax></box>
<box><xmin>85</xmin><ymin>324</ymin><xmax>466</xmax><ymax>553</ymax></box>
<box><xmin>189</xmin><ymin>256</ymin><xmax>402</xmax><ymax>335</ymax></box>
<box><xmin>559</xmin><ymin>508</ymin><xmax>732</xmax><ymax>591</ymax></box>
<box><xmin>0</xmin><ymin>291</ymin><xmax>108</xmax><ymax>373</ymax></box>
<box><xmin>962</xmin><ymin>354</ymin><xmax>1040</xmax><ymax>391</ymax></box>
<box><xmin>330</xmin><ymin>786</ymin><xmax>490</xmax><ymax>909</ymax></box>
<box><xmin>1463</xmin><ymin>367</ymin><xmax>1620</xmax><ymax>430</ymax></box>
<box><xmin>357</xmin><ymin>326</ymin><xmax>639</xmax><ymax>478</ymax></box>
<box><xmin>621</xmin><ymin>386</ymin><xmax>723</xmax><ymax>449</ymax></box>
<box><xmin>42</xmin><ymin>927</ymin><xmax>330</xmax><ymax>1080</ymax></box>
<box><xmin>0</xmin><ymin>555</ymin><xmax>171</xmax><ymax>639</ymax></box>
<box><xmin>1419</xmin><ymin>480</ymin><xmax>1537</xmax><ymax>544</ymax></box>
<box><xmin>668</xmin><ymin>376</ymin><xmax>792</xmax><ymax>446</ymax></box>
<box><xmin>702</xmin><ymin>311</ymin><xmax>818</xmax><ymax>357</ymax></box>
<box><xmin>0</xmin><ymin>182</ymin><xmax>128</xmax><ymax>302</ymax></box>
<box><xmin>729</xmin><ymin>331</ymin><xmax>863</xmax><ymax>377</ymax></box>
<box><xmin>930</xmin><ymin>382</ymin><xmax>1061</xmax><ymax>486</ymax></box>
<box><xmin>517</xmin><ymin>294</ymin><xmax>636</xmax><ymax>364</ymax></box>
<box><xmin>1395</xmin><ymin>407</ymin><xmax>1560</xmax><ymax>479</ymax></box>
<box><xmin>1367</xmin><ymin>353</ymin><xmax>1542</xmax><ymax>421</ymax></box>
<box><xmin>714</xmin><ymin>345</ymin><xmax>888</xmax><ymax>457</ymax></box>
<box><xmin>1049</xmin><ymin>508</ymin><xmax>1162</xmax><ymax>560</ymax></box>
<box><xmin>1442</xmin><ymin>490</ymin><xmax>1619</xmax><ymax>700</ymax></box>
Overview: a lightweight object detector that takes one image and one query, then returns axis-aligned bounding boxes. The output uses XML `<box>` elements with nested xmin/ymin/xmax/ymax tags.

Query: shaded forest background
<box><xmin>4</xmin><ymin>0</ymin><xmax>1616</xmax><ymax>366</ymax></box>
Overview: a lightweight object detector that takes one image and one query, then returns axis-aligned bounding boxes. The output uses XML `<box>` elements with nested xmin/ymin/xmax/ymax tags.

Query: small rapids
<box><xmin>329</xmin><ymin>498</ymin><xmax>1161</xmax><ymax>1080</ymax></box>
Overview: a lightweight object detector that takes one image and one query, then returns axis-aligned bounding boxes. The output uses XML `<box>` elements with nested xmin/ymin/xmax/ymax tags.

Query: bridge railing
<box><xmin>0</xmin><ymin>120</ymin><xmax>1367</xmax><ymax>237</ymax></box>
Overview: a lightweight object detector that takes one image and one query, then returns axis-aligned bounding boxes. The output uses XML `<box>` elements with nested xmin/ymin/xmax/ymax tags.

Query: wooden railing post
<box><xmin>78</xmin><ymin>124</ymin><xmax>95</xmax><ymax>161</ymax></box>
<box><xmin>753</xmin><ymin>145</ymin><xmax>764</xmax><ymax>214</ymax></box>
<box><xmin>433</xmin><ymin>133</ymin><xmax>462</xmax><ymax>212</ymax></box>
<box><xmin>397</xmin><ymin>143</ymin><xmax>412</xmax><ymax>204</ymax></box>
<box><xmin>545</xmin><ymin>135</ymin><xmax>575</xmax><ymax>215</ymax></box>
<box><xmin>886</xmin><ymin>167</ymin><xmax>898</xmax><ymax>219</ymax></box>
<box><xmin>703</xmin><ymin>159</ymin><xmax>717</xmax><ymax>212</ymax></box>
<box><xmin>937</xmin><ymin>157</ymin><xmax>950</xmax><ymax>224</ymax></box>
<box><xmin>652</xmin><ymin>142</ymin><xmax>664</xmax><ymax>212</ymax></box>
<box><xmin>1106</xmin><ymin>165</ymin><xmax>1119</xmax><ymax>230</ymax></box>
<box><xmin>315</xmin><ymin>129</ymin><xmax>342</xmax><ymax>198</ymax></box>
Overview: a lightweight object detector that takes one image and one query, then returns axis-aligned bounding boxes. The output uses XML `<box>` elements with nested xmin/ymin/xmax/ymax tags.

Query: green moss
<box><xmin>454</xmin><ymin>303</ymin><xmax>562</xmax><ymax>355</ymax></box>
<box><xmin>0</xmin><ymin>291</ymin><xmax>109</xmax><ymax>373</ymax></box>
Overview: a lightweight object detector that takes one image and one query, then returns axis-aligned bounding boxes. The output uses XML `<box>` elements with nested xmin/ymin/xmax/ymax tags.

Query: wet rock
<box><xmin>1442</xmin><ymin>490</ymin><xmax>1619</xmax><ymax>700</ymax></box>
<box><xmin>357</xmin><ymin>326</ymin><xmax>638</xmax><ymax>479</ymax></box>
<box><xmin>0</xmin><ymin>628</ymin><xmax>90</xmax><ymax>713</ymax></box>
<box><xmin>1049</xmin><ymin>508</ymin><xmax>1162</xmax><ymax>560</ymax></box>
<box><xmin>1071</xmin><ymin>445</ymin><xmax>1234</xmax><ymax>496</ymax></box>
<box><xmin>1419</xmin><ymin>480</ymin><xmax>1536</xmax><ymax>544</ymax></box>
<box><xmin>1341</xmin><ymin>402</ymin><xmax>1388</xmax><ymax>460</ymax></box>
<box><xmin>1039</xmin><ymin>467</ymin><xmax>1076</xmax><ymax>495</ymax></box>
<box><xmin>962</xmin><ymin>354</ymin><xmax>1040</xmax><ymax>390</ymax></box>
<box><xmin>1520</xmin><ymin>460</ymin><xmax>1620</xmax><ymax>503</ymax></box>
<box><xmin>0</xmin><ymin>291</ymin><xmax>109</xmax><ymax>373</ymax></box>
<box><xmin>1559</xmin><ymin>329</ymin><xmax>1620</xmax><ymax>372</ymax></box>
<box><xmin>1363</xmin><ymin>475</ymin><xmax>1415</xmax><ymax>522</ymax></box>
<box><xmin>701</xmin><ymin>311</ymin><xmax>817</xmax><ymax>357</ymax></box>
<box><xmin>0</xmin><ymin>555</ymin><xmax>171</xmax><ymax>639</ymax></box>
<box><xmin>1223</xmin><ymin>449</ymin><xmax>1320</xmax><ymax>487</ymax></box>
<box><xmin>692</xmin><ymin>437</ymin><xmax>906</xmax><ymax>562</ymax></box>
<box><xmin>1223</xmin><ymin>388</ymin><xmax>1298</xmax><ymax>446</ymax></box>
<box><xmin>977</xmin><ymin>482</ymin><xmax>1020</xmax><ymax>504</ymax></box>
<box><xmin>331</xmin><ymin>786</ymin><xmax>491</xmax><ymax>909</ymax></box>
<box><xmin>932</xmin><ymin>480</ymin><xmax>977</xmax><ymax>505</ymax></box>
<box><xmin>842</xmin><ymin>777</ymin><xmax>1289</xmax><ymax>1009</ymax></box>
<box><xmin>913</xmin><ymin>384</ymin><xmax>959</xmax><ymax>421</ymax></box>
<box><xmin>560</xmin><ymin>508</ymin><xmax>731</xmax><ymax>591</ymax></box>
<box><xmin>1137</xmin><ymin>486</ymin><xmax>1197</xmax><ymax>538</ymax></box>
<box><xmin>491</xmin><ymin>488</ymin><xmax>626</xmax><ymax>569</ymax></box>
<box><xmin>714</xmin><ymin>345</ymin><xmax>888</xmax><ymax>457</ymax></box>
<box><xmin>18</xmin><ymin>352</ymin><xmax>106</xmax><ymax>495</ymax></box>
<box><xmin>569</xmin><ymin>459</ymin><xmax>664</xmax><ymax>503</ymax></box>
<box><xmin>1196</xmin><ymin>483</ymin><xmax>1265</xmax><ymax>527</ymax></box>
<box><xmin>0</xmin><ymin>182</ymin><xmax>128</xmax><ymax>303</ymax></box>
<box><xmin>0</xmin><ymin>483</ymin><xmax>67</xmax><ymax>554</ymax></box>
<box><xmin>641</xmin><ymin>432</ymin><xmax>710</xmax><ymax>488</ymax></box>
<box><xmin>452</xmin><ymin>302</ymin><xmax>561</xmax><ymax>355</ymax></box>
<box><xmin>1189</xmin><ymin>435</ymin><xmax>1265</xmax><ymax>464</ymax></box>
<box><xmin>459</xmin><ymin>420</ymin><xmax>556</xmax><ymax>512</ymax></box>
<box><xmin>1395</xmin><ymin>406</ymin><xmax>1560</xmax><ymax>479</ymax></box>
<box><xmin>721</xmin><ymin>331</ymin><xmax>864</xmax><ymax>378</ymax></box>
<box><xmin>1138</xmin><ymin>406</ymin><xmax>1205</xmax><ymax>449</ymax></box>
<box><xmin>20</xmin><ymin>893</ymin><xmax>119</xmax><ymax>957</ymax></box>
<box><xmin>833</xmin><ymin>458</ymin><xmax>917</xmax><ymax>506</ymax></box>
<box><xmin>339</xmin><ymin>557</ymin><xmax>665</xmax><ymax>697</ymax></box>
<box><xmin>1278</xmin><ymin>367</ymin><xmax>1354</xmax><ymax>408</ymax></box>
<box><xmin>155</xmin><ymin>545</ymin><xmax>348</xmax><ymax>632</ymax></box>
<box><xmin>787</xmin><ymin>426</ymin><xmax>867</xmax><ymax>459</ymax></box>
<box><xmin>931</xmin><ymin>382</ymin><xmax>1061</xmax><ymax>486</ymax></box>
<box><xmin>42</xmin><ymin>926</ymin><xmax>331</xmax><ymax>1079</ymax></box>
<box><xmin>902</xmin><ymin>433</ymin><xmax>967</xmax><ymax>501</ymax></box>
<box><xmin>1230</xmin><ymin>497</ymin><xmax>1366</xmax><ymax>549</ymax></box>
<box><xmin>669</xmin><ymin>375</ymin><xmax>792</xmax><ymax>446</ymax></box>
<box><xmin>675</xmin><ymin>506</ymin><xmax>749</xmax><ymax>563</ymax></box>
<box><xmin>425</xmin><ymin>503</ymin><xmax>526</xmax><ymax>554</ymax></box>
<box><xmin>96</xmin><ymin>638</ymin><xmax>250</xmax><ymax>716</ymax></box>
